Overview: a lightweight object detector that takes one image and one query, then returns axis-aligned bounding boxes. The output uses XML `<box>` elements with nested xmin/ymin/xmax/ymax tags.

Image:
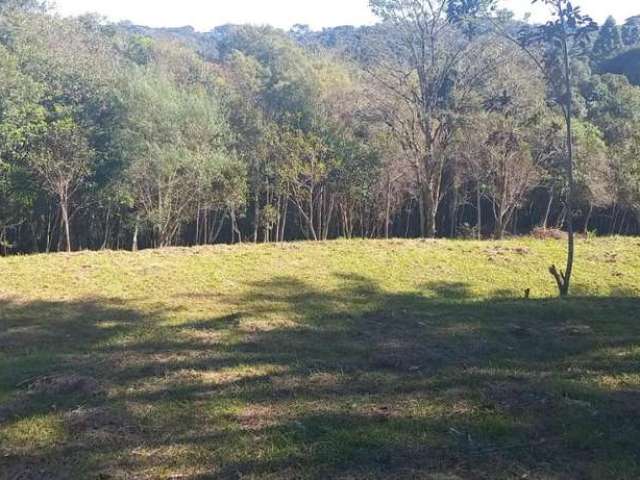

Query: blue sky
<box><xmin>51</xmin><ymin>0</ymin><xmax>639</xmax><ymax>31</ymax></box>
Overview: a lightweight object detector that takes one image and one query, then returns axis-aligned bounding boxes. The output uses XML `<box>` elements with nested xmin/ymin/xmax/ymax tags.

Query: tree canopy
<box><xmin>0</xmin><ymin>1</ymin><xmax>639</xmax><ymax>255</ymax></box>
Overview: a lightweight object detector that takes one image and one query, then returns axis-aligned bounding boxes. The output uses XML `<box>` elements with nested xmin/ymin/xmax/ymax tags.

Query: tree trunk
<box><xmin>195</xmin><ymin>204</ymin><xmax>201</xmax><ymax>246</ymax></box>
<box><xmin>252</xmin><ymin>190</ymin><xmax>259</xmax><ymax>243</ymax></box>
<box><xmin>230</xmin><ymin>208</ymin><xmax>242</xmax><ymax>244</ymax></box>
<box><xmin>494</xmin><ymin>214</ymin><xmax>504</xmax><ymax>240</ymax></box>
<box><xmin>424</xmin><ymin>188</ymin><xmax>437</xmax><ymax>238</ymax></box>
<box><xmin>275</xmin><ymin>195</ymin><xmax>282</xmax><ymax>243</ymax></box>
<box><xmin>476</xmin><ymin>185</ymin><xmax>482</xmax><ymax>240</ymax></box>
<box><xmin>405</xmin><ymin>202</ymin><xmax>412</xmax><ymax>237</ymax></box>
<box><xmin>322</xmin><ymin>193</ymin><xmax>335</xmax><ymax>241</ymax></box>
<box><xmin>583</xmin><ymin>203</ymin><xmax>593</xmax><ymax>234</ymax></box>
<box><xmin>610</xmin><ymin>203</ymin><xmax>618</xmax><ymax>233</ymax></box>
<box><xmin>203</xmin><ymin>209</ymin><xmax>208</xmax><ymax>245</ymax></box>
<box><xmin>46</xmin><ymin>203</ymin><xmax>53</xmax><ymax>254</ymax></box>
<box><xmin>417</xmin><ymin>191</ymin><xmax>426</xmax><ymax>237</ymax></box>
<box><xmin>279</xmin><ymin>198</ymin><xmax>289</xmax><ymax>242</ymax></box>
<box><xmin>102</xmin><ymin>206</ymin><xmax>111</xmax><ymax>250</ymax></box>
<box><xmin>561</xmin><ymin>21</ymin><xmax>575</xmax><ymax>297</ymax></box>
<box><xmin>385</xmin><ymin>178</ymin><xmax>392</xmax><ymax>239</ymax></box>
<box><xmin>543</xmin><ymin>186</ymin><xmax>554</xmax><ymax>229</ymax></box>
<box><xmin>449</xmin><ymin>187</ymin><xmax>458</xmax><ymax>238</ymax></box>
<box><xmin>618</xmin><ymin>211</ymin><xmax>628</xmax><ymax>235</ymax></box>
<box><xmin>60</xmin><ymin>198</ymin><xmax>72</xmax><ymax>253</ymax></box>
<box><xmin>551</xmin><ymin>6</ymin><xmax>576</xmax><ymax>298</ymax></box>
<box><xmin>132</xmin><ymin>215</ymin><xmax>140</xmax><ymax>252</ymax></box>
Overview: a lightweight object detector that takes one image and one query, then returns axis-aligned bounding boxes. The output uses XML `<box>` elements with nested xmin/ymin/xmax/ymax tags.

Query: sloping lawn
<box><xmin>1</xmin><ymin>238</ymin><xmax>639</xmax><ymax>479</ymax></box>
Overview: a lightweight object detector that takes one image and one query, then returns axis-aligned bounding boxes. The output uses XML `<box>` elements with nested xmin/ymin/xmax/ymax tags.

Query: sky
<box><xmin>51</xmin><ymin>0</ymin><xmax>639</xmax><ymax>31</ymax></box>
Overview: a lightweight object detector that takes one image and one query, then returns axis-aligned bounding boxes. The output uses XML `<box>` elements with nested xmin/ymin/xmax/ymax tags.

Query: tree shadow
<box><xmin>1</xmin><ymin>277</ymin><xmax>639</xmax><ymax>479</ymax></box>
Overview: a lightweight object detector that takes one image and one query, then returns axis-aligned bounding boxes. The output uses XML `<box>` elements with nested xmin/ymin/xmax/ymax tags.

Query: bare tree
<box><xmin>484</xmin><ymin>120</ymin><xmax>541</xmax><ymax>238</ymax></box>
<box><xmin>496</xmin><ymin>0</ymin><xmax>597</xmax><ymax>296</ymax></box>
<box><xmin>368</xmin><ymin>0</ymin><xmax>496</xmax><ymax>237</ymax></box>
<box><xmin>30</xmin><ymin>118</ymin><xmax>92</xmax><ymax>253</ymax></box>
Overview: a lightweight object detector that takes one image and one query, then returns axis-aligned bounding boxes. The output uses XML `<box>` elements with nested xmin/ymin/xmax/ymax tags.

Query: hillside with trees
<box><xmin>0</xmin><ymin>0</ymin><xmax>640</xmax><ymax>256</ymax></box>
<box><xmin>2</xmin><ymin>2</ymin><xmax>640</xmax><ymax>478</ymax></box>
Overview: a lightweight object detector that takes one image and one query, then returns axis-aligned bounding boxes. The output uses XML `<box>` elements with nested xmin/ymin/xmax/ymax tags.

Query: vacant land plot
<box><xmin>1</xmin><ymin>238</ymin><xmax>639</xmax><ymax>479</ymax></box>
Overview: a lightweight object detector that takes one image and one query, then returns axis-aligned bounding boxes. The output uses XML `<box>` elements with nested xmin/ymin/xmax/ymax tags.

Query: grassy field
<box><xmin>1</xmin><ymin>237</ymin><xmax>639</xmax><ymax>479</ymax></box>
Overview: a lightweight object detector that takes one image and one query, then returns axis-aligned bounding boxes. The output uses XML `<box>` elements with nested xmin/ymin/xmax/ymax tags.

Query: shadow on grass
<box><xmin>1</xmin><ymin>276</ymin><xmax>639</xmax><ymax>479</ymax></box>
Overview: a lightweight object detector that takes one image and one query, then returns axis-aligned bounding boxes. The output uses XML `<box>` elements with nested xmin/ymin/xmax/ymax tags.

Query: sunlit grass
<box><xmin>0</xmin><ymin>413</ymin><xmax>66</xmax><ymax>454</ymax></box>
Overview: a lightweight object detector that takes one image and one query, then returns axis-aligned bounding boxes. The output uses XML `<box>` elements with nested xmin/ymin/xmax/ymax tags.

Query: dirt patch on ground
<box><xmin>63</xmin><ymin>406</ymin><xmax>139</xmax><ymax>448</ymax></box>
<box><xmin>487</xmin><ymin>382</ymin><xmax>553</xmax><ymax>414</ymax></box>
<box><xmin>28</xmin><ymin>375</ymin><xmax>102</xmax><ymax>396</ymax></box>
<box><xmin>369</xmin><ymin>345</ymin><xmax>449</xmax><ymax>372</ymax></box>
<box><xmin>599</xmin><ymin>252</ymin><xmax>619</xmax><ymax>264</ymax></box>
<box><xmin>237</xmin><ymin>404</ymin><xmax>282</xmax><ymax>431</ymax></box>
<box><xmin>531</xmin><ymin>228</ymin><xmax>568</xmax><ymax>240</ymax></box>
<box><xmin>484</xmin><ymin>246</ymin><xmax>530</xmax><ymax>257</ymax></box>
<box><xmin>64</xmin><ymin>407</ymin><xmax>123</xmax><ymax>433</ymax></box>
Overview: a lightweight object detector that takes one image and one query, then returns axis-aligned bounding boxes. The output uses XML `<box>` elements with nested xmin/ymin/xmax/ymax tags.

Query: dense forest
<box><xmin>0</xmin><ymin>0</ymin><xmax>640</xmax><ymax>254</ymax></box>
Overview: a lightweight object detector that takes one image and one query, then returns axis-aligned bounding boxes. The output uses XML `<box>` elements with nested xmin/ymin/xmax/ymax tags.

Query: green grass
<box><xmin>1</xmin><ymin>237</ymin><xmax>639</xmax><ymax>479</ymax></box>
